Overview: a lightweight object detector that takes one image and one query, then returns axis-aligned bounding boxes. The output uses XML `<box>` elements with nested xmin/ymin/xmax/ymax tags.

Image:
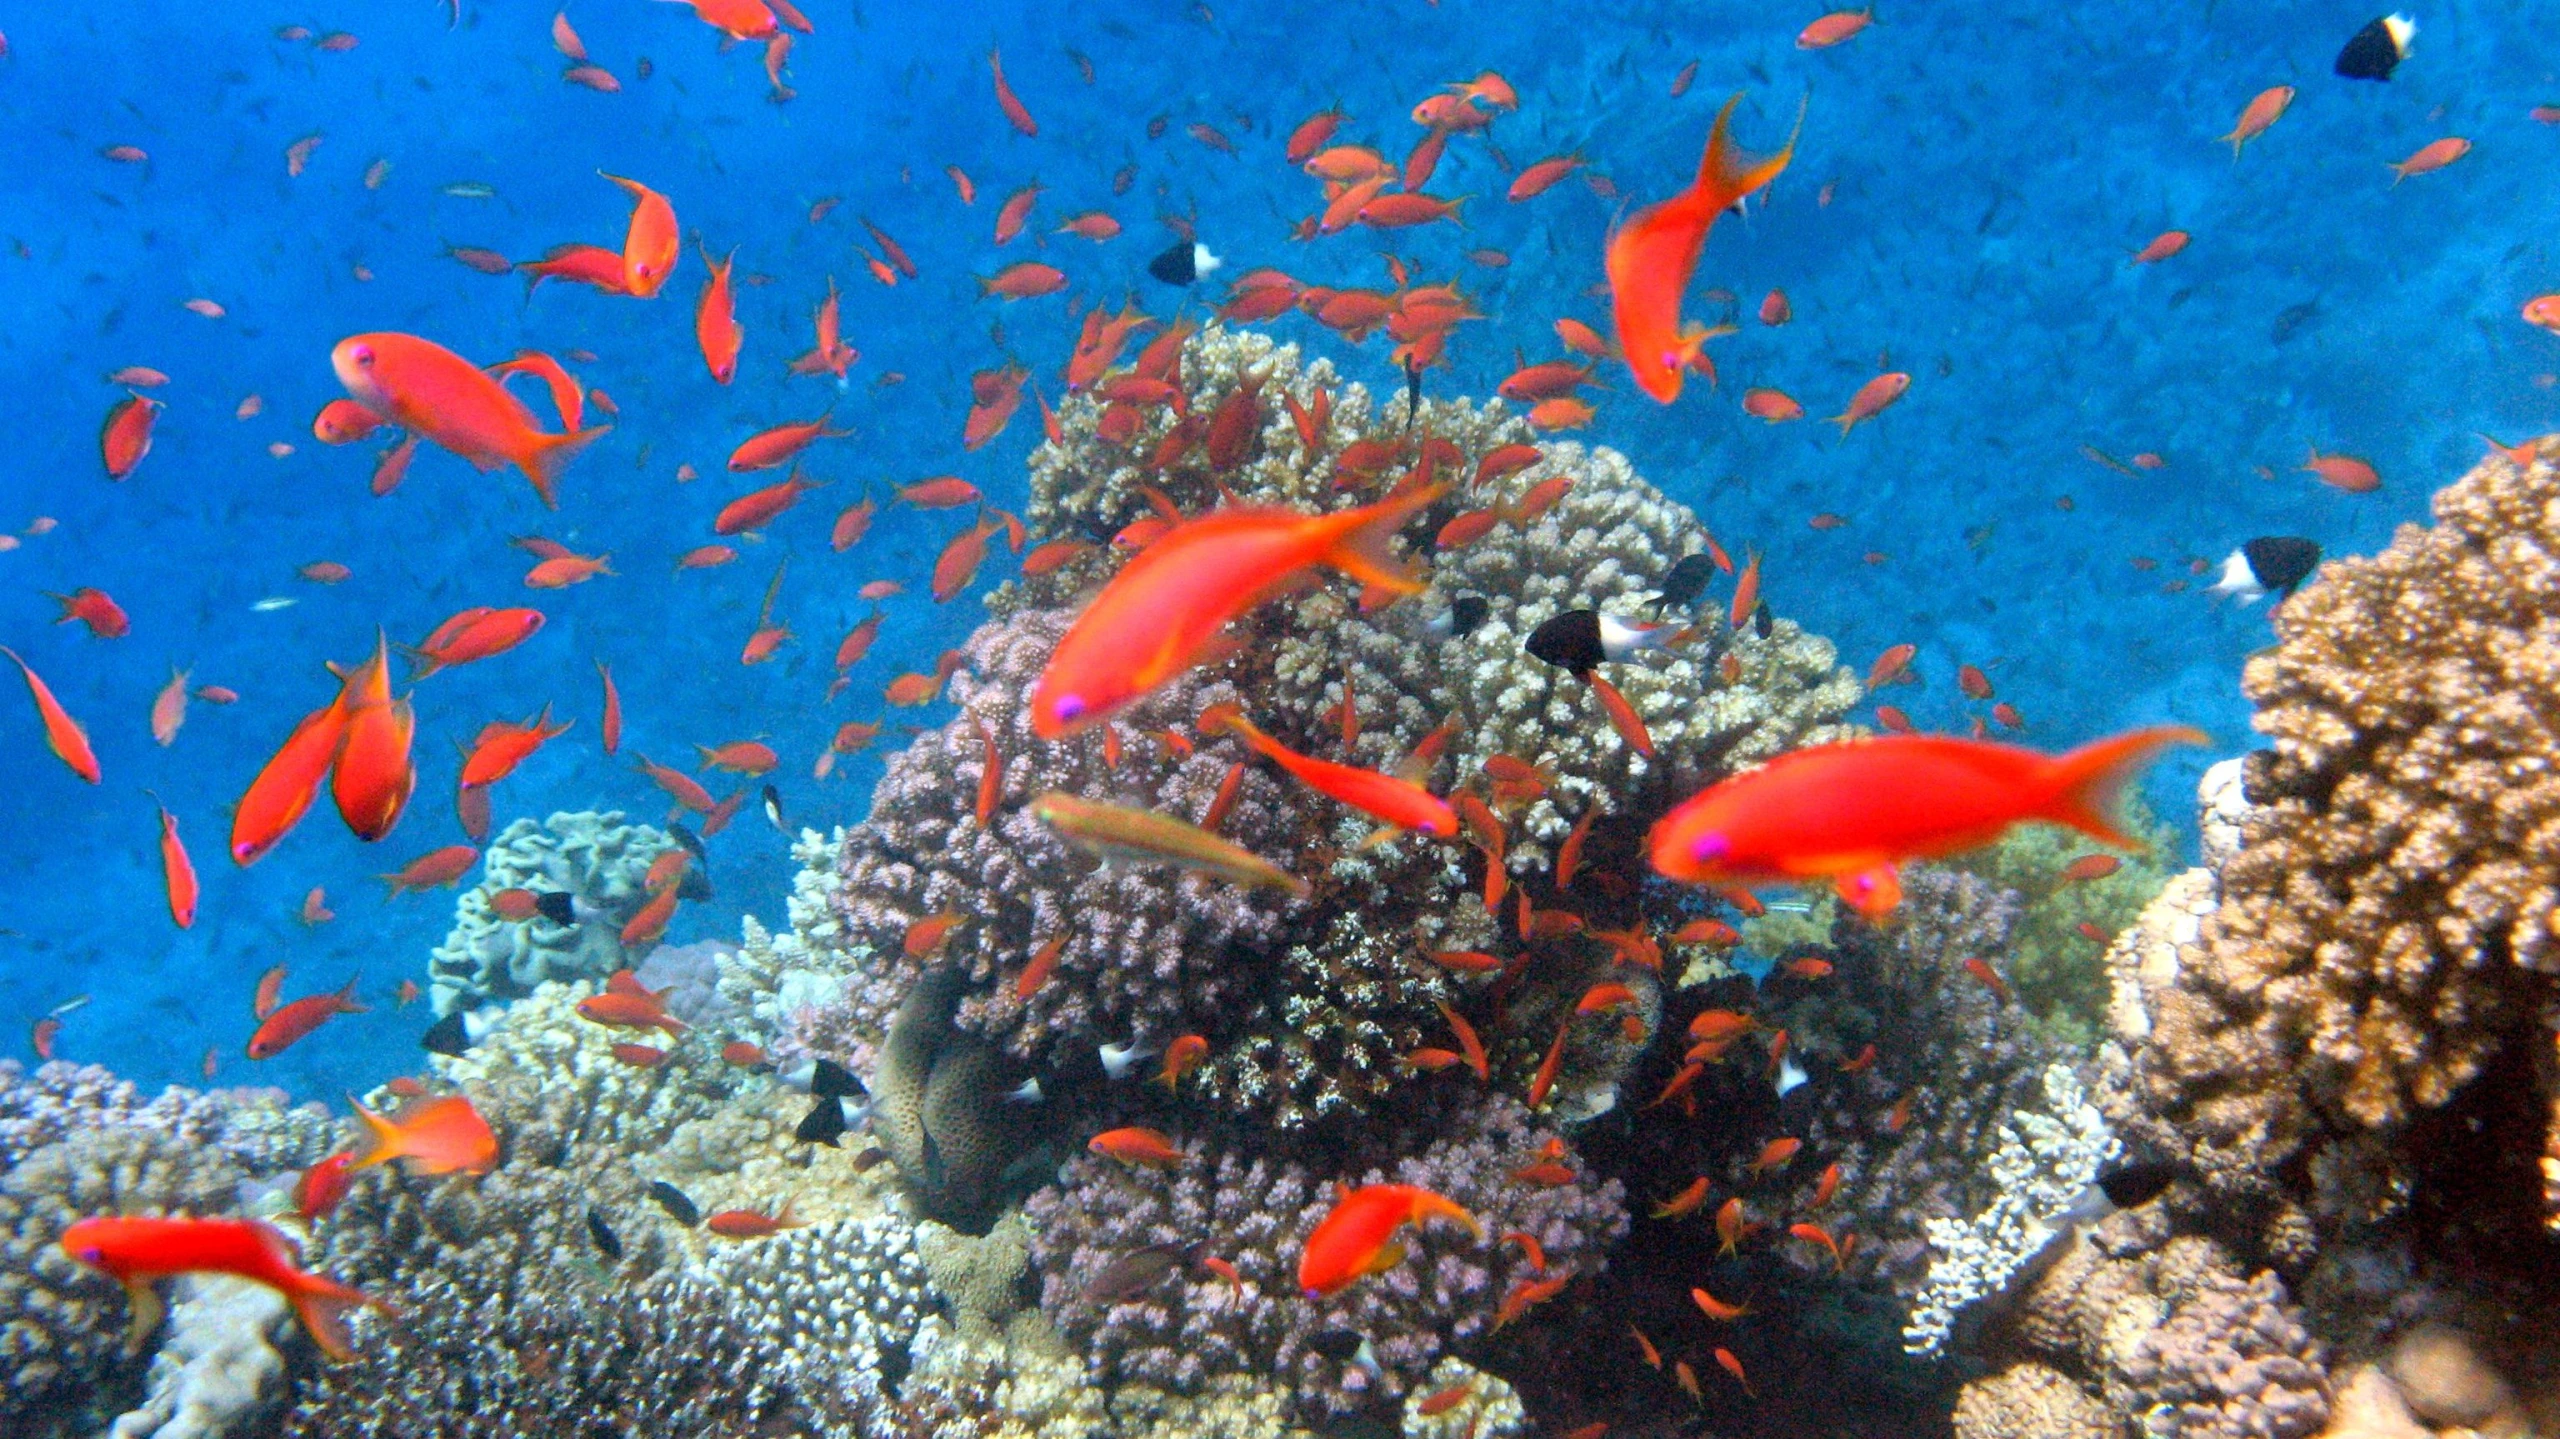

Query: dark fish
<box><xmin>761</xmin><ymin>784</ymin><xmax>786</xmax><ymax>833</ymax></box>
<box><xmin>1424</xmin><ymin>593</ymin><xmax>1489</xmax><ymax>642</ymax></box>
<box><xmin>1525</xmin><ymin>609</ymin><xmax>1606</xmax><ymax>675</ymax></box>
<box><xmin>585</xmin><ymin>1205</ymin><xmax>623</xmax><ymax>1260</ymax></box>
<box><xmin>1083</xmin><ymin>1240</ymin><xmax>1203</xmax><ymax>1303</ymax></box>
<box><xmin>1526</xmin><ymin>610</ymin><xmax>1675</xmax><ymax>675</ymax></box>
<box><xmin>1403</xmin><ymin>360</ymin><xmax>1423</xmax><ymax>429</ymax></box>
<box><xmin>919</xmin><ymin>1128</ymin><xmax>945</xmax><ymax>1192</ymax></box>
<box><xmin>2334</xmin><ymin>13</ymin><xmax>2415</xmax><ymax>81</ymax></box>
<box><xmin>668</xmin><ymin>822</ymin><xmax>715</xmax><ymax>901</ymax></box>
<box><xmin>794</xmin><ymin>1094</ymin><xmax>848</xmax><ymax>1147</ymax></box>
<box><xmin>533</xmin><ymin>890</ymin><xmax>578</xmax><ymax>927</ymax></box>
<box><xmin>1751</xmin><ymin>599</ymin><xmax>1773</xmax><ymax>639</ymax></box>
<box><xmin>1649</xmin><ymin>554</ymin><xmax>1718</xmax><ymax>615</ymax></box>
<box><xmin>2268</xmin><ymin>300</ymin><xmax>2319</xmax><ymax>346</ymax></box>
<box><xmin>646</xmin><ymin>1179</ymin><xmax>700</xmax><ymax>1227</ymax></box>
<box><xmin>852</xmin><ymin>1146</ymin><xmax>892</xmax><ymax>1172</ymax></box>
<box><xmin>2208</xmin><ymin>536</ymin><xmax>2321</xmax><ymax>604</ymax></box>
<box><xmin>421</xmin><ymin>1010</ymin><xmax>471</xmax><ymax>1057</ymax></box>
<box><xmin>1145</xmin><ymin>238</ymin><xmax>1219</xmax><ymax>286</ymax></box>
<box><xmin>1307</xmin><ymin>1328</ymin><xmax>1365</xmax><ymax>1361</ymax></box>
<box><xmin>810</xmin><ymin>1057</ymin><xmax>867</xmax><ymax>1100</ymax></box>
<box><xmin>2097</xmin><ymin>1160</ymin><xmax>2182</xmax><ymax>1211</ymax></box>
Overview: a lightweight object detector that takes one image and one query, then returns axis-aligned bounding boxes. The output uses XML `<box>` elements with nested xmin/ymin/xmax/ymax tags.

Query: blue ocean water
<box><xmin>0</xmin><ymin>0</ymin><xmax>2548</xmax><ymax>1101</ymax></box>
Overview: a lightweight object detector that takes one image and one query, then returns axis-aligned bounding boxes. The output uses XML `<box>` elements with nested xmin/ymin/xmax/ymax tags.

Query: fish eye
<box><xmin>1689</xmin><ymin>833</ymin><xmax>1730</xmax><ymax>863</ymax></box>
<box><xmin>1053</xmin><ymin>695</ymin><xmax>1086</xmax><ymax>724</ymax></box>
<box><xmin>77</xmin><ymin>1246</ymin><xmax>102</xmax><ymax>1263</ymax></box>
<box><xmin>349</xmin><ymin>345</ymin><xmax>374</xmax><ymax>368</ymax></box>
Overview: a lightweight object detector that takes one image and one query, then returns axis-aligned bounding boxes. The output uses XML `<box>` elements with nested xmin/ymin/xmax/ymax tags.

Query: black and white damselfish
<box><xmin>2207</xmin><ymin>536</ymin><xmax>2321</xmax><ymax>605</ymax></box>
<box><xmin>2334</xmin><ymin>13</ymin><xmax>2416</xmax><ymax>81</ymax></box>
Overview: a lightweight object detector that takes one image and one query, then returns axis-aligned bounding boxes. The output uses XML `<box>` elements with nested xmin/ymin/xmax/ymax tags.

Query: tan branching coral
<box><xmin>2119</xmin><ymin>447</ymin><xmax>2560</xmax><ymax>1238</ymax></box>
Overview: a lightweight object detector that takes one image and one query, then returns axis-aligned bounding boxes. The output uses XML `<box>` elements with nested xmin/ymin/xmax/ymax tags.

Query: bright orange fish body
<box><xmin>329</xmin><ymin>637</ymin><xmax>416</xmax><ymax>842</ymax></box>
<box><xmin>351</xmin><ymin>1093</ymin><xmax>499</xmax><ymax>1175</ymax></box>
<box><xmin>1032</xmin><ymin>488</ymin><xmax>1439</xmax><ymax>739</ymax></box>
<box><xmin>1607</xmin><ymin>94</ymin><xmax>1800</xmax><ymax>403</ymax></box>
<box><xmin>1199</xmin><ymin>704</ymin><xmax>1458</xmax><ymax>837</ymax></box>
<box><xmin>601</xmin><ymin>171</ymin><xmax>680</xmax><ymax>294</ymax></box>
<box><xmin>61</xmin><ymin>1215</ymin><xmax>382</xmax><ymax>1360</ymax></box>
<box><xmin>1297</xmin><ymin>1182</ymin><xmax>1482</xmax><ymax>1297</ymax></box>
<box><xmin>231</xmin><ymin>695</ymin><xmax>349</xmax><ymax>864</ymax></box>
<box><xmin>694</xmin><ymin>243</ymin><xmax>743</xmax><ymax>383</ymax></box>
<box><xmin>247</xmin><ymin>976</ymin><xmax>367</xmax><ymax>1058</ymax></box>
<box><xmin>1649</xmin><ymin>728</ymin><xmax>2203</xmax><ymax>918</ymax></box>
<box><xmin>1</xmin><ymin>646</ymin><xmax>101</xmax><ymax>783</ymax></box>
<box><xmin>332</xmin><ymin>332</ymin><xmax>607</xmax><ymax>507</ymax></box>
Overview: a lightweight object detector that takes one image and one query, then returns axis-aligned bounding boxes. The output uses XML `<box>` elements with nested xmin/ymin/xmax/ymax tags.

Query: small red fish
<box><xmin>246</xmin><ymin>975</ymin><xmax>367</xmax><ymax>1058</ymax></box>
<box><xmin>1088</xmin><ymin>1126</ymin><xmax>1182</xmax><ymax>1167</ymax></box>
<box><xmin>1</xmin><ymin>646</ymin><xmax>101</xmax><ymax>783</ymax></box>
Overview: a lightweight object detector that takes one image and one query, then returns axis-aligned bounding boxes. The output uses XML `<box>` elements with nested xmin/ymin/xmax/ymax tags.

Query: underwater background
<box><xmin>4</xmin><ymin>2</ymin><xmax>2560</xmax><ymax>1436</ymax></box>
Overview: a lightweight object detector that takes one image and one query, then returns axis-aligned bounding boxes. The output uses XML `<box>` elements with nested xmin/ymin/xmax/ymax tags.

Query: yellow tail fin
<box><xmin>1320</xmin><ymin>484</ymin><xmax>1445</xmax><ymax>595</ymax></box>
<box><xmin>2039</xmin><ymin>726</ymin><xmax>2208</xmax><ymax>846</ymax></box>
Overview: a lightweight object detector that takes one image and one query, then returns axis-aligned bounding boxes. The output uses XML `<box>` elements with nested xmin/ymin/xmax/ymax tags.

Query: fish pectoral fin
<box><xmin>1830</xmin><ymin>865</ymin><xmax>1902</xmax><ymax>920</ymax></box>
<box><xmin>121</xmin><ymin>1280</ymin><xmax>165</xmax><ymax>1355</ymax></box>
<box><xmin>1354</xmin><ymin>824</ymin><xmax>1403</xmax><ymax>853</ymax></box>
<box><xmin>1358</xmin><ymin>1241</ymin><xmax>1406</xmax><ymax>1279</ymax></box>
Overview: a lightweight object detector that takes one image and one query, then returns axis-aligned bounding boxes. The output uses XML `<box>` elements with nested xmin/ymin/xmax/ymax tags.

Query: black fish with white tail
<box><xmin>2207</xmin><ymin>537</ymin><xmax>2321</xmax><ymax>604</ymax></box>
<box><xmin>2334</xmin><ymin>13</ymin><xmax>2415</xmax><ymax>80</ymax></box>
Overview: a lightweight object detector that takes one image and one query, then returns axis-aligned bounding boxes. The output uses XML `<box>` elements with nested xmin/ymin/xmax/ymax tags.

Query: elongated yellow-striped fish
<box><xmin>1031</xmin><ymin>791</ymin><xmax>1308</xmax><ymax>898</ymax></box>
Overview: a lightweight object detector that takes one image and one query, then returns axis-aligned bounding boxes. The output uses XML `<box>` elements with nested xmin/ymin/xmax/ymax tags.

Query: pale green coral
<box><xmin>1946</xmin><ymin>795</ymin><xmax>2181</xmax><ymax>1050</ymax></box>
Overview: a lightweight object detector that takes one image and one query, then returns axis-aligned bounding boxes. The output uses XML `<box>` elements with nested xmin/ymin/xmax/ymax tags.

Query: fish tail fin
<box><xmin>524</xmin><ymin>425</ymin><xmax>611</xmax><ymax>509</ymax></box>
<box><xmin>289</xmin><ymin>1274</ymin><xmax>380</xmax><ymax>1362</ymax></box>
<box><xmin>1692</xmin><ymin>92</ymin><xmax>1803</xmax><ymax>214</ymax></box>
<box><xmin>336</xmin><ymin>975</ymin><xmax>372</xmax><ymax>1015</ymax></box>
<box><xmin>1414</xmin><ymin>1190</ymin><xmax>1485</xmax><ymax>1242</ymax></box>
<box><xmin>1321</xmin><ymin>484</ymin><xmax>1446</xmax><ymax>594</ymax></box>
<box><xmin>346</xmin><ymin>1095</ymin><xmax>401</xmax><ymax>1170</ymax></box>
<box><xmin>2040</xmin><ymin>725</ymin><xmax>2208</xmax><ymax>845</ymax></box>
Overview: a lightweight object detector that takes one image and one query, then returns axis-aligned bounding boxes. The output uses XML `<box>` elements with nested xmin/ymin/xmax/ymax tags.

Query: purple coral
<box><xmin>2117</xmin><ymin>1269</ymin><xmax>2331</xmax><ymax>1438</ymax></box>
<box><xmin>1024</xmin><ymin>1093</ymin><xmax>1626</xmax><ymax>1419</ymax></box>
<box><xmin>826</xmin><ymin>604</ymin><xmax>1306</xmax><ymax>1058</ymax></box>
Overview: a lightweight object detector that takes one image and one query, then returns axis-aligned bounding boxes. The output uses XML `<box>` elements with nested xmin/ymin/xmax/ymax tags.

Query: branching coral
<box><xmin>1022</xmin><ymin>1093</ymin><xmax>1624</xmax><ymax>1420</ymax></box>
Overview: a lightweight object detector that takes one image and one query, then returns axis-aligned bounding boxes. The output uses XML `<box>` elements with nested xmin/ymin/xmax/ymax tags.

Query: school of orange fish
<box><xmin>28</xmin><ymin>1</ymin><xmax>2524</xmax><ymax>1422</ymax></box>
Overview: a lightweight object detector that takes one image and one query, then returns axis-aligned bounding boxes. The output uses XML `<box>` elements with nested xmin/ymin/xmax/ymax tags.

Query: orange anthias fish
<box><xmin>1607</xmin><ymin>94</ymin><xmax>1801</xmax><ymax>404</ymax></box>
<box><xmin>694</xmin><ymin>242</ymin><xmax>744</xmax><ymax>384</ymax></box>
<box><xmin>1297</xmin><ymin>1182</ymin><xmax>1483</xmax><ymax>1297</ymax></box>
<box><xmin>1088</xmin><ymin>1126</ymin><xmax>1183</xmax><ymax>1166</ymax></box>
<box><xmin>331</xmin><ymin>332</ymin><xmax>608</xmax><ymax>507</ymax></box>
<box><xmin>1649</xmin><ymin>728</ymin><xmax>2204</xmax><ymax>919</ymax></box>
<box><xmin>247</xmin><ymin>975</ymin><xmax>367</xmax><ymax>1058</ymax></box>
<box><xmin>1</xmin><ymin>646</ymin><xmax>102</xmax><ymax>783</ymax></box>
<box><xmin>350</xmin><ymin>1093</ymin><xmax>499</xmax><ymax>1175</ymax></box>
<box><xmin>1031</xmin><ymin>487</ymin><xmax>1441</xmax><ymax>738</ymax></box>
<box><xmin>231</xmin><ymin>694</ymin><xmax>349</xmax><ymax>864</ymax></box>
<box><xmin>460</xmin><ymin>706</ymin><xmax>573</xmax><ymax>787</ymax></box>
<box><xmin>327</xmin><ymin>636</ymin><xmax>417</xmax><ymax>842</ymax></box>
<box><xmin>1198</xmin><ymin>703</ymin><xmax>1458</xmax><ymax>838</ymax></box>
<box><xmin>150</xmin><ymin>796</ymin><xmax>198</xmax><ymax>928</ymax></box>
<box><xmin>601</xmin><ymin>171</ymin><xmax>680</xmax><ymax>294</ymax></box>
<box><xmin>61</xmin><ymin>1215</ymin><xmax>384</xmax><ymax>1360</ymax></box>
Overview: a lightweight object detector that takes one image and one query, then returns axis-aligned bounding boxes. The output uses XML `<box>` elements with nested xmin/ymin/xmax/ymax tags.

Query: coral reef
<box><xmin>1904</xmin><ymin>1063</ymin><xmax>2120</xmax><ymax>1356</ymax></box>
<box><xmin>0</xmin><ymin>1063</ymin><xmax>336</xmax><ymax>1439</ymax></box>
<box><xmin>427</xmin><ymin>810</ymin><xmax>688</xmax><ymax>1015</ymax></box>
<box><xmin>1023</xmin><ymin>1092</ymin><xmax>1625</xmax><ymax>1419</ymax></box>
<box><xmin>105</xmin><ymin>1275</ymin><xmax>290</xmax><ymax>1439</ymax></box>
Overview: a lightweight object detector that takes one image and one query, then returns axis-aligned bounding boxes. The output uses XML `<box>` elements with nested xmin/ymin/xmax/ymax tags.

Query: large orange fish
<box><xmin>349</xmin><ymin>1093</ymin><xmax>499</xmax><ymax>1175</ymax></box>
<box><xmin>1297</xmin><ymin>1182</ymin><xmax>1482</xmax><ymax>1297</ymax></box>
<box><xmin>1</xmin><ymin>646</ymin><xmax>101</xmax><ymax>783</ymax></box>
<box><xmin>1649</xmin><ymin>728</ymin><xmax>2203</xmax><ymax>918</ymax></box>
<box><xmin>327</xmin><ymin>636</ymin><xmax>415</xmax><ymax>842</ymax></box>
<box><xmin>231</xmin><ymin>694</ymin><xmax>349</xmax><ymax>865</ymax></box>
<box><xmin>1031</xmin><ymin>487</ymin><xmax>1440</xmax><ymax>738</ymax></box>
<box><xmin>61</xmin><ymin>1215</ymin><xmax>383</xmax><ymax>1360</ymax></box>
<box><xmin>1607</xmin><ymin>94</ymin><xmax>1800</xmax><ymax>403</ymax></box>
<box><xmin>331</xmin><ymin>333</ymin><xmax>608</xmax><ymax>507</ymax></box>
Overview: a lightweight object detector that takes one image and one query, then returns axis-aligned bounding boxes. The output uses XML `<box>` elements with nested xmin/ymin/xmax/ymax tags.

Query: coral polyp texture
<box><xmin>427</xmin><ymin>810</ymin><xmax>689</xmax><ymax>1015</ymax></box>
<box><xmin>2115</xmin><ymin>445</ymin><xmax>2560</xmax><ymax>1248</ymax></box>
<box><xmin>1024</xmin><ymin>1093</ymin><xmax>1626</xmax><ymax>1418</ymax></box>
